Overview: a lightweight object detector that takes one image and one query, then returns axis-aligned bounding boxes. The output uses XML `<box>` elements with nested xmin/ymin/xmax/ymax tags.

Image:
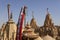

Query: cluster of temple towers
<box><xmin>0</xmin><ymin>4</ymin><xmax>60</xmax><ymax>40</ymax></box>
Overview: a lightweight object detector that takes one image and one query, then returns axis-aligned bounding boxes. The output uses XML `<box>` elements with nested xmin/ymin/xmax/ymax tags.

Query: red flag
<box><xmin>16</xmin><ymin>6</ymin><xmax>27</xmax><ymax>40</ymax></box>
<box><xmin>19</xmin><ymin>12</ymin><xmax>25</xmax><ymax>40</ymax></box>
<box><xmin>19</xmin><ymin>6</ymin><xmax>27</xmax><ymax>40</ymax></box>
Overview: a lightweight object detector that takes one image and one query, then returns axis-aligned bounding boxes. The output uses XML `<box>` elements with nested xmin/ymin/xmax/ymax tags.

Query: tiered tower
<box><xmin>2</xmin><ymin>4</ymin><xmax>17</xmax><ymax>40</ymax></box>
<box><xmin>30</xmin><ymin>12</ymin><xmax>37</xmax><ymax>29</ymax></box>
<box><xmin>44</xmin><ymin>8</ymin><xmax>54</xmax><ymax>27</ymax></box>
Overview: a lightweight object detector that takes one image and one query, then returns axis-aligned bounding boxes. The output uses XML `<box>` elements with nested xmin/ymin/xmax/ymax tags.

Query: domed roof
<box><xmin>43</xmin><ymin>35</ymin><xmax>55</xmax><ymax>40</ymax></box>
<box><xmin>34</xmin><ymin>36</ymin><xmax>43</xmax><ymax>40</ymax></box>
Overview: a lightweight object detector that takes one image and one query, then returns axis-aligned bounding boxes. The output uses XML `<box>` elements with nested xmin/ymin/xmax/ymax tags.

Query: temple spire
<box><xmin>47</xmin><ymin>8</ymin><xmax>49</xmax><ymax>14</ymax></box>
<box><xmin>10</xmin><ymin>12</ymin><xmax>13</xmax><ymax>19</ymax></box>
<box><xmin>44</xmin><ymin>8</ymin><xmax>54</xmax><ymax>27</ymax></box>
<box><xmin>7</xmin><ymin>4</ymin><xmax>10</xmax><ymax>20</ymax></box>
<box><xmin>32</xmin><ymin>11</ymin><xmax>34</xmax><ymax>18</ymax></box>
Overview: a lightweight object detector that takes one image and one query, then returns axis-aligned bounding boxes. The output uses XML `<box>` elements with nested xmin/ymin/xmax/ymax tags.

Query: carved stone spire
<box><xmin>30</xmin><ymin>11</ymin><xmax>37</xmax><ymax>29</ymax></box>
<box><xmin>47</xmin><ymin>8</ymin><xmax>49</xmax><ymax>14</ymax></box>
<box><xmin>7</xmin><ymin>4</ymin><xmax>10</xmax><ymax>20</ymax></box>
<box><xmin>32</xmin><ymin>11</ymin><xmax>34</xmax><ymax>19</ymax></box>
<box><xmin>10</xmin><ymin>12</ymin><xmax>13</xmax><ymax>19</ymax></box>
<box><xmin>44</xmin><ymin>8</ymin><xmax>54</xmax><ymax>27</ymax></box>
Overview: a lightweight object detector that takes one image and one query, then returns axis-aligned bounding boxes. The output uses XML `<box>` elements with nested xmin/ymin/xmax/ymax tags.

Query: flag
<box><xmin>16</xmin><ymin>6</ymin><xmax>27</xmax><ymax>40</ymax></box>
<box><xmin>19</xmin><ymin>6</ymin><xmax>27</xmax><ymax>40</ymax></box>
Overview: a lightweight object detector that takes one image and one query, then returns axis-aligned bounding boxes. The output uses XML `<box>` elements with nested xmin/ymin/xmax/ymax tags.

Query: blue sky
<box><xmin>0</xmin><ymin>0</ymin><xmax>60</xmax><ymax>27</ymax></box>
